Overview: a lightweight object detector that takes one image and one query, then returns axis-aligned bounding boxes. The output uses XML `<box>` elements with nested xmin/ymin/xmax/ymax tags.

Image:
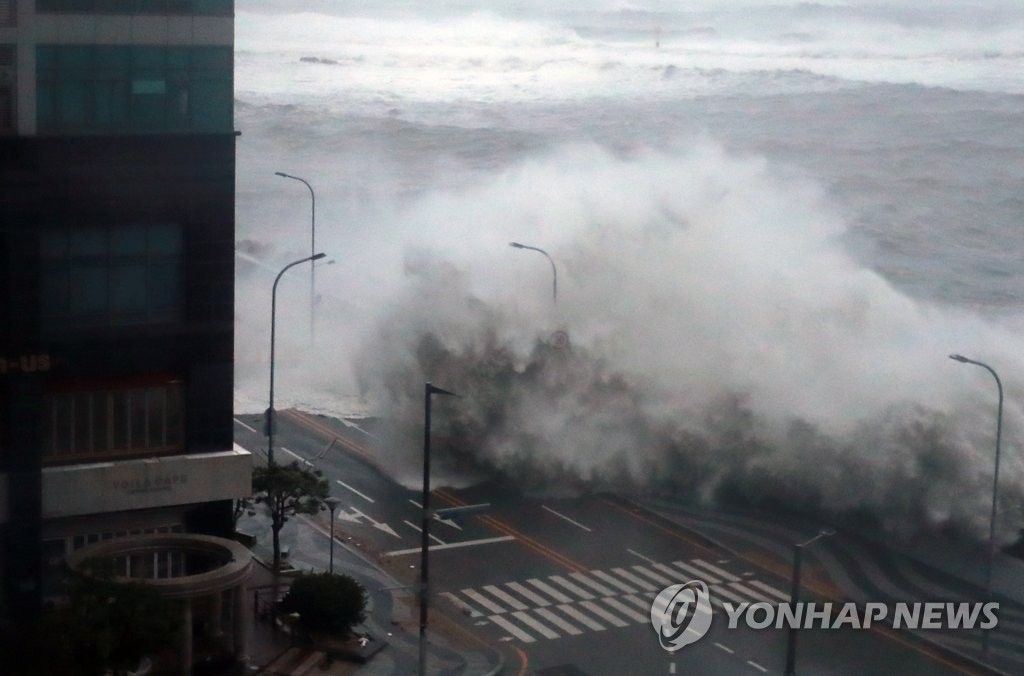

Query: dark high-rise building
<box><xmin>0</xmin><ymin>0</ymin><xmax>249</xmax><ymax>617</ymax></box>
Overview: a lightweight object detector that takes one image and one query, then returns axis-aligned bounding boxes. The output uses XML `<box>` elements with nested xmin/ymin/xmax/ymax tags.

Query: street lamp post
<box><xmin>420</xmin><ymin>382</ymin><xmax>457</xmax><ymax>676</ymax></box>
<box><xmin>275</xmin><ymin>172</ymin><xmax>318</xmax><ymax>344</ymax></box>
<box><xmin>509</xmin><ymin>241</ymin><xmax>557</xmax><ymax>304</ymax></box>
<box><xmin>324</xmin><ymin>496</ymin><xmax>342</xmax><ymax>574</ymax></box>
<box><xmin>267</xmin><ymin>252</ymin><xmax>326</xmax><ymax>466</ymax></box>
<box><xmin>949</xmin><ymin>353</ymin><xmax>1004</xmax><ymax>656</ymax></box>
<box><xmin>785</xmin><ymin>527</ymin><xmax>836</xmax><ymax>676</ymax></box>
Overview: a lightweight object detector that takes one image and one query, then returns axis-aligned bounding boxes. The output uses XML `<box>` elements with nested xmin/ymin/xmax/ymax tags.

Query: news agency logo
<box><xmin>650</xmin><ymin>580</ymin><xmax>713</xmax><ymax>652</ymax></box>
<box><xmin>650</xmin><ymin>579</ymin><xmax>1000</xmax><ymax>652</ymax></box>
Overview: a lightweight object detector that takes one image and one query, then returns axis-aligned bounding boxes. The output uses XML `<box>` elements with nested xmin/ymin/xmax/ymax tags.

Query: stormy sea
<box><xmin>232</xmin><ymin>1</ymin><xmax>1024</xmax><ymax>544</ymax></box>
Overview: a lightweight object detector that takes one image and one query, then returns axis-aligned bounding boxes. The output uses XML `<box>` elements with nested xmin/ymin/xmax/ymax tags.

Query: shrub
<box><xmin>279</xmin><ymin>572</ymin><xmax>367</xmax><ymax>637</ymax></box>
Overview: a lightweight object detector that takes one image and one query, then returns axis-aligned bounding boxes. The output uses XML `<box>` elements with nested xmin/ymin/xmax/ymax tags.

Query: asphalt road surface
<box><xmin>235</xmin><ymin>410</ymin><xmax>1003</xmax><ymax>675</ymax></box>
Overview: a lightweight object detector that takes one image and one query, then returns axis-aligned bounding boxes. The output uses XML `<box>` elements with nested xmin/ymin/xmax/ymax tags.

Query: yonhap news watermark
<box><xmin>650</xmin><ymin>580</ymin><xmax>998</xmax><ymax>652</ymax></box>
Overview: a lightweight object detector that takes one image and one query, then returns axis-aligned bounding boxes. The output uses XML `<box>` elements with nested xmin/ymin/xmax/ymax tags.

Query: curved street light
<box><xmin>509</xmin><ymin>241</ymin><xmax>557</xmax><ymax>304</ymax></box>
<box><xmin>949</xmin><ymin>353</ymin><xmax>1003</xmax><ymax>656</ymax></box>
<box><xmin>267</xmin><ymin>252</ymin><xmax>326</xmax><ymax>466</ymax></box>
<box><xmin>275</xmin><ymin>172</ymin><xmax>318</xmax><ymax>344</ymax></box>
<box><xmin>785</xmin><ymin>527</ymin><xmax>836</xmax><ymax>675</ymax></box>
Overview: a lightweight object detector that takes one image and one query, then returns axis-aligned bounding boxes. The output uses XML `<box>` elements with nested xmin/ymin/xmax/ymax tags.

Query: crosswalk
<box><xmin>440</xmin><ymin>558</ymin><xmax>788</xmax><ymax>644</ymax></box>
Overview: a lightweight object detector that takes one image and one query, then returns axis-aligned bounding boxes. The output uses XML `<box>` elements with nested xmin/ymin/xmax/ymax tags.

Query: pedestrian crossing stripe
<box><xmin>442</xmin><ymin>558</ymin><xmax>793</xmax><ymax>644</ymax></box>
<box><xmin>590</xmin><ymin>568</ymin><xmax>637</xmax><ymax>594</ymax></box>
<box><xmin>693</xmin><ymin>558</ymin><xmax>741</xmax><ymax>582</ymax></box>
<box><xmin>549</xmin><ymin>574</ymin><xmax>595</xmax><ymax>600</ymax></box>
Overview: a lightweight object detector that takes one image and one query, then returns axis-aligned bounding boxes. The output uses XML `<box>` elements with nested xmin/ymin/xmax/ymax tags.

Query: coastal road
<box><xmin>234</xmin><ymin>410</ymin><xmax>999</xmax><ymax>675</ymax></box>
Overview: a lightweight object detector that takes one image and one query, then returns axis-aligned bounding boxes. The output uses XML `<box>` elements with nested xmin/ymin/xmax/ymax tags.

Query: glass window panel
<box><xmin>131</xmin><ymin>79</ymin><xmax>166</xmax><ymax>95</ymax></box>
<box><xmin>36</xmin><ymin>47</ymin><xmax>58</xmax><ymax>78</ymax></box>
<box><xmin>95</xmin><ymin>81</ymin><xmax>129</xmax><ymax>128</ymax></box>
<box><xmin>130</xmin><ymin>89</ymin><xmax>166</xmax><ymax>132</ymax></box>
<box><xmin>166</xmin><ymin>47</ymin><xmax>189</xmax><ymax>71</ymax></box>
<box><xmin>111</xmin><ymin>390</ymin><xmax>129</xmax><ymax>449</ymax></box>
<box><xmin>148</xmin><ymin>224</ymin><xmax>181</xmax><ymax>254</ymax></box>
<box><xmin>58</xmin><ymin>46</ymin><xmax>92</xmax><ymax>78</ymax></box>
<box><xmin>73</xmin><ymin>392</ymin><xmax>91</xmax><ymax>454</ymax></box>
<box><xmin>92</xmin><ymin>392</ymin><xmax>110</xmax><ymax>453</ymax></box>
<box><xmin>40</xmin><ymin>230</ymin><xmax>67</xmax><ymax>258</ymax></box>
<box><xmin>147</xmin><ymin>387</ymin><xmax>165</xmax><ymax>447</ymax></box>
<box><xmin>148</xmin><ymin>259</ymin><xmax>179</xmax><ymax>312</ymax></box>
<box><xmin>193</xmin><ymin>0</ymin><xmax>232</xmax><ymax>16</ymax></box>
<box><xmin>40</xmin><ymin>262</ymin><xmax>69</xmax><ymax>318</ymax></box>
<box><xmin>95</xmin><ymin>46</ymin><xmax>130</xmax><ymax>78</ymax></box>
<box><xmin>129</xmin><ymin>388</ymin><xmax>147</xmax><ymax>449</ymax></box>
<box><xmin>58</xmin><ymin>82</ymin><xmax>89</xmax><ymax>128</ymax></box>
<box><xmin>190</xmin><ymin>46</ymin><xmax>231</xmax><ymax>73</ymax></box>
<box><xmin>131</xmin><ymin>46</ymin><xmax>164</xmax><ymax>77</ymax></box>
<box><xmin>110</xmin><ymin>228</ymin><xmax>147</xmax><ymax>255</ymax></box>
<box><xmin>36</xmin><ymin>83</ymin><xmax>57</xmax><ymax>129</ymax></box>
<box><xmin>69</xmin><ymin>262</ymin><xmax>107</xmax><ymax>316</ymax></box>
<box><xmin>110</xmin><ymin>262</ymin><xmax>147</xmax><ymax>313</ymax></box>
<box><xmin>70</xmin><ymin>229</ymin><xmax>106</xmax><ymax>256</ymax></box>
<box><xmin>189</xmin><ymin>79</ymin><xmax>231</xmax><ymax>132</ymax></box>
<box><xmin>51</xmin><ymin>394</ymin><xmax>72</xmax><ymax>455</ymax></box>
<box><xmin>165</xmin><ymin>384</ymin><xmax>183</xmax><ymax>446</ymax></box>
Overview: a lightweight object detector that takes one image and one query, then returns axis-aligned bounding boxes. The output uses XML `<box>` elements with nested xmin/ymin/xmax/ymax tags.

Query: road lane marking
<box><xmin>748</xmin><ymin>580</ymin><xmax>791</xmax><ymax>602</ymax></box>
<box><xmin>233</xmin><ymin>417</ymin><xmax>257</xmax><ymax>433</ymax></box>
<box><xmin>489</xmin><ymin>614</ymin><xmax>535</xmax><ymax>643</ymax></box>
<box><xmin>627</xmin><ymin>548</ymin><xmax>658</xmax><ymax>565</ymax></box>
<box><xmin>549</xmin><ymin>575</ymin><xmax>595</xmax><ymax>600</ymax></box>
<box><xmin>383</xmin><ymin>535</ymin><xmax>515</xmax><ymax>557</ymax></box>
<box><xmin>506</xmin><ymin>582</ymin><xmax>552</xmax><ymax>607</ymax></box>
<box><xmin>631</xmin><ymin>564</ymin><xmax>674</xmax><ymax>587</ymax></box>
<box><xmin>673</xmin><ymin>560</ymin><xmax>721</xmax><ymax>584</ymax></box>
<box><xmin>580</xmin><ymin>600</ymin><xmax>629</xmax><ymax>628</ymax></box>
<box><xmin>463</xmin><ymin>589</ymin><xmax>507</xmax><ymax>615</ymax></box>
<box><xmin>440</xmin><ymin>592</ymin><xmax>482</xmax><ymax>617</ymax></box>
<box><xmin>281</xmin><ymin>446</ymin><xmax>313</xmax><ymax>466</ymax></box>
<box><xmin>436</xmin><ymin>488</ymin><xmax>588</xmax><ymax>573</ymax></box>
<box><xmin>600</xmin><ymin>596</ymin><xmax>648</xmax><ymax>623</ymax></box>
<box><xmin>557</xmin><ymin>604</ymin><xmax>606</xmax><ymax>631</ymax></box>
<box><xmin>534</xmin><ymin>607</ymin><xmax>583</xmax><ymax>636</ymax></box>
<box><xmin>335</xmin><ymin>479</ymin><xmax>375</xmax><ymax>503</ymax></box>
<box><xmin>484</xmin><ymin>585</ymin><xmax>529</xmax><ymax>611</ymax></box>
<box><xmin>611</xmin><ymin>567</ymin><xmax>659</xmax><ymax>590</ymax></box>
<box><xmin>747</xmin><ymin>661</ymin><xmax>768</xmax><ymax>673</ymax></box>
<box><xmin>526</xmin><ymin>579</ymin><xmax>573</xmax><ymax>604</ymax></box>
<box><xmin>408</xmin><ymin>499</ymin><xmax>422</xmax><ymax>508</ymax></box>
<box><xmin>513</xmin><ymin>611</ymin><xmax>560</xmax><ymax>639</ymax></box>
<box><xmin>693</xmin><ymin>558</ymin><xmax>741</xmax><ymax>582</ymax></box>
<box><xmin>714</xmin><ymin>642</ymin><xmax>734</xmax><ymax>654</ymax></box>
<box><xmin>569</xmin><ymin>572</ymin><xmax>615</xmax><ymax>597</ymax></box>
<box><xmin>541</xmin><ymin>505</ymin><xmax>593</xmax><ymax>532</ymax></box>
<box><xmin>401</xmin><ymin>519</ymin><xmax>445</xmax><ymax>545</ymax></box>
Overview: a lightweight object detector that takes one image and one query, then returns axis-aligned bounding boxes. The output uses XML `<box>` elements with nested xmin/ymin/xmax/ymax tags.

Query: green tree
<box><xmin>278</xmin><ymin>572</ymin><xmax>367</xmax><ymax>637</ymax></box>
<box><xmin>253</xmin><ymin>461</ymin><xmax>330</xmax><ymax>569</ymax></box>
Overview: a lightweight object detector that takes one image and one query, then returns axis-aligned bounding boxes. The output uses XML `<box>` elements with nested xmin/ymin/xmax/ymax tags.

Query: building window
<box><xmin>36</xmin><ymin>1</ymin><xmax>232</xmax><ymax>16</ymax></box>
<box><xmin>0</xmin><ymin>2</ymin><xmax>14</xmax><ymax>27</ymax></box>
<box><xmin>44</xmin><ymin>379</ymin><xmax>184</xmax><ymax>463</ymax></box>
<box><xmin>0</xmin><ymin>45</ymin><xmax>13</xmax><ymax>134</ymax></box>
<box><xmin>36</xmin><ymin>44</ymin><xmax>232</xmax><ymax>133</ymax></box>
<box><xmin>40</xmin><ymin>223</ymin><xmax>182</xmax><ymax>329</ymax></box>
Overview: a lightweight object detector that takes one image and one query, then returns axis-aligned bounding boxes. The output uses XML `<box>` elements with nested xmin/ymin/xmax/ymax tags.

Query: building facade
<box><xmin>0</xmin><ymin>0</ymin><xmax>248</xmax><ymax>618</ymax></box>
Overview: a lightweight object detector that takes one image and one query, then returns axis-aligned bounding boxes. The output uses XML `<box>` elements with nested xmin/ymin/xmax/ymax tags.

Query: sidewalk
<box><xmin>237</xmin><ymin>508</ymin><xmax>505</xmax><ymax>675</ymax></box>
